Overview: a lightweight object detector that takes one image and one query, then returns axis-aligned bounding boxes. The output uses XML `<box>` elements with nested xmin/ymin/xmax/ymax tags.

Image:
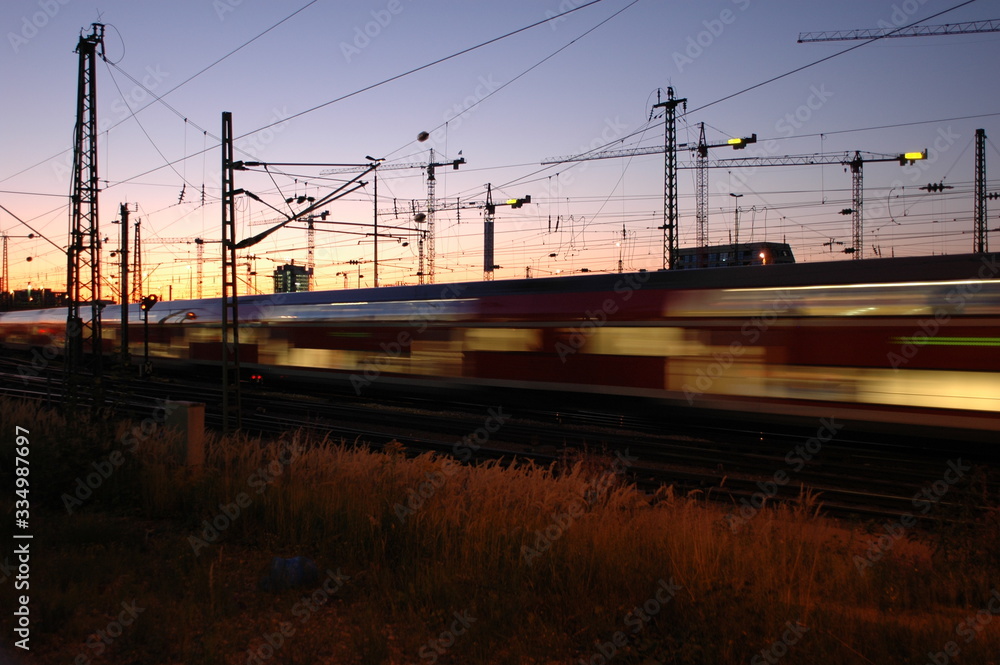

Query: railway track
<box><xmin>0</xmin><ymin>357</ymin><xmax>996</xmax><ymax>523</ymax></box>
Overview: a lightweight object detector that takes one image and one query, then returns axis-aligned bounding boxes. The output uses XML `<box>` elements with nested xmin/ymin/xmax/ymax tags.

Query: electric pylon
<box><xmin>65</xmin><ymin>23</ymin><xmax>106</xmax><ymax>409</ymax></box>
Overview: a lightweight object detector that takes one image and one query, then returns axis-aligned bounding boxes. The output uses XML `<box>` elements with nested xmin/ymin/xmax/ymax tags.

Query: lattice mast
<box><xmin>132</xmin><ymin>217</ymin><xmax>142</xmax><ymax>302</ymax></box>
<box><xmin>652</xmin><ymin>87</ymin><xmax>686</xmax><ymax>270</ymax></box>
<box><xmin>695</xmin><ymin>123</ymin><xmax>708</xmax><ymax>248</ymax></box>
<box><xmin>975</xmin><ymin>129</ymin><xmax>987</xmax><ymax>253</ymax></box>
<box><xmin>66</xmin><ymin>23</ymin><xmax>105</xmax><ymax>382</ymax></box>
<box><xmin>422</xmin><ymin>150</ymin><xmax>466</xmax><ymax>283</ymax></box>
<box><xmin>849</xmin><ymin>152</ymin><xmax>863</xmax><ymax>259</ymax></box>
<box><xmin>118</xmin><ymin>203</ymin><xmax>130</xmax><ymax>364</ymax></box>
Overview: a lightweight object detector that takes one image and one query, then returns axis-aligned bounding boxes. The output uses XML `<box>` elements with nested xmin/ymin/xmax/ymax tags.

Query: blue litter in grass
<box><xmin>258</xmin><ymin>556</ymin><xmax>319</xmax><ymax>592</ymax></box>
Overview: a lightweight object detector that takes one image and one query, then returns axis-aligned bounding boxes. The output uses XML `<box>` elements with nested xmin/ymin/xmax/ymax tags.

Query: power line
<box><xmin>241</xmin><ymin>0</ymin><xmax>612</xmax><ymax>140</ymax></box>
<box><xmin>686</xmin><ymin>0</ymin><xmax>980</xmax><ymax>115</ymax></box>
<box><xmin>0</xmin><ymin>1</ymin><xmax>321</xmax><ymax>186</ymax></box>
<box><xmin>99</xmin><ymin>0</ymin><xmax>616</xmax><ymax>193</ymax></box>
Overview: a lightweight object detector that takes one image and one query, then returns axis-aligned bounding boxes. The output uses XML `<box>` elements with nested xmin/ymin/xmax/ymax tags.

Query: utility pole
<box><xmin>975</xmin><ymin>128</ymin><xmax>987</xmax><ymax>253</ymax></box>
<box><xmin>195</xmin><ymin>237</ymin><xmax>206</xmax><ymax>297</ymax></box>
<box><xmin>221</xmin><ymin>111</ymin><xmax>241</xmax><ymax>433</ymax></box>
<box><xmin>66</xmin><ymin>22</ymin><xmax>105</xmax><ymax>410</ymax></box>
<box><xmin>366</xmin><ymin>156</ymin><xmax>384</xmax><ymax>286</ymax></box>
<box><xmin>652</xmin><ymin>87</ymin><xmax>686</xmax><ymax>270</ymax></box>
<box><xmin>484</xmin><ymin>185</ymin><xmax>495</xmax><ymax>281</ymax></box>
<box><xmin>730</xmin><ymin>193</ymin><xmax>743</xmax><ymax>255</ymax></box>
<box><xmin>118</xmin><ymin>203</ymin><xmax>130</xmax><ymax>365</ymax></box>
<box><xmin>618</xmin><ymin>223</ymin><xmax>626</xmax><ymax>273</ymax></box>
<box><xmin>132</xmin><ymin>217</ymin><xmax>142</xmax><ymax>302</ymax></box>
<box><xmin>480</xmin><ymin>186</ymin><xmax>529</xmax><ymax>280</ymax></box>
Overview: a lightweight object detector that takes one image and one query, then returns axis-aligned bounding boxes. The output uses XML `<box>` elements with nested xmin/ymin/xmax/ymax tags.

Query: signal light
<box><xmin>728</xmin><ymin>134</ymin><xmax>756</xmax><ymax>150</ymax></box>
<box><xmin>899</xmin><ymin>150</ymin><xmax>927</xmax><ymax>165</ymax></box>
<box><xmin>140</xmin><ymin>294</ymin><xmax>158</xmax><ymax>311</ymax></box>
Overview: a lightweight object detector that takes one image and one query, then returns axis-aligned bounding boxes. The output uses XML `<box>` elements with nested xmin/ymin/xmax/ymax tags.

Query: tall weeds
<box><xmin>2</xmin><ymin>397</ymin><xmax>998</xmax><ymax>665</ymax></box>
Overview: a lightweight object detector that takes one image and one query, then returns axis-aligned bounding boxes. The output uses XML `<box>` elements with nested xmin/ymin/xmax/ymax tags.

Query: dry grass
<box><xmin>1</xmin><ymin>396</ymin><xmax>998</xmax><ymax>665</ymax></box>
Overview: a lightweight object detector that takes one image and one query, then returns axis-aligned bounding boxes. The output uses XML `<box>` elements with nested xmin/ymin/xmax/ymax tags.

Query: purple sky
<box><xmin>1</xmin><ymin>0</ymin><xmax>998</xmax><ymax>298</ymax></box>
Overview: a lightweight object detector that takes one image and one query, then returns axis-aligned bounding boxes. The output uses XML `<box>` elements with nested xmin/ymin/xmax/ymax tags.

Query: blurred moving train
<box><xmin>1</xmin><ymin>253</ymin><xmax>998</xmax><ymax>433</ymax></box>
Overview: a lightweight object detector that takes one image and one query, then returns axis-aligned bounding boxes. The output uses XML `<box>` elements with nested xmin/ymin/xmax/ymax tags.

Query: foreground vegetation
<box><xmin>1</xmin><ymin>397</ymin><xmax>998</xmax><ymax>665</ymax></box>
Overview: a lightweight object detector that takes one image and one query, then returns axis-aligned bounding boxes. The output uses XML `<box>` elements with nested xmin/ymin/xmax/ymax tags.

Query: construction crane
<box><xmin>800</xmin><ymin>18</ymin><xmax>998</xmax><ymax>251</ymax></box>
<box><xmin>706</xmin><ymin>150</ymin><xmax>926</xmax><ymax>259</ymax></box>
<box><xmin>144</xmin><ymin>237</ymin><xmax>220</xmax><ymax>298</ymax></box>
<box><xmin>1</xmin><ymin>233</ymin><xmax>35</xmax><ymax>309</ymax></box>
<box><xmin>798</xmin><ymin>19</ymin><xmax>1000</xmax><ymax>42</ymax></box>
<box><xmin>321</xmin><ymin>150</ymin><xmax>465</xmax><ymax>284</ymax></box>
<box><xmin>543</xmin><ymin>112</ymin><xmax>754</xmax><ymax>265</ymax></box>
<box><xmin>693</xmin><ymin>123</ymin><xmax>756</xmax><ymax>247</ymax></box>
<box><xmin>544</xmin><ymin>148</ymin><xmax>925</xmax><ymax>260</ymax></box>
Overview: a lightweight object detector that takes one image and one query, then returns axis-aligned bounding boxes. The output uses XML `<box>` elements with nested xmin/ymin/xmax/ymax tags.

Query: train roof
<box><xmin>1</xmin><ymin>253</ymin><xmax>996</xmax><ymax>321</ymax></box>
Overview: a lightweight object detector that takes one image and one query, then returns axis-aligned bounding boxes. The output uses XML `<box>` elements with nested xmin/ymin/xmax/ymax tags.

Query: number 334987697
<box><xmin>15</xmin><ymin>426</ymin><xmax>29</xmax><ymax>522</ymax></box>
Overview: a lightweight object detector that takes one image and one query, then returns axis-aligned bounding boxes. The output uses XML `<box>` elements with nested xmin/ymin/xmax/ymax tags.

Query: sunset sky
<box><xmin>1</xmin><ymin>0</ymin><xmax>998</xmax><ymax>299</ymax></box>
